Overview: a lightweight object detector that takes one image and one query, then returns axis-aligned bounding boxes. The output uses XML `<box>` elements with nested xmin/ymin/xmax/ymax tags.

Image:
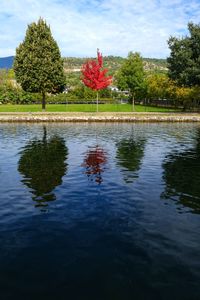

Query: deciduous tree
<box><xmin>81</xmin><ymin>49</ymin><xmax>112</xmax><ymax>112</ymax></box>
<box><xmin>116</xmin><ymin>52</ymin><xmax>145</xmax><ymax>110</ymax></box>
<box><xmin>167</xmin><ymin>22</ymin><xmax>200</xmax><ymax>87</ymax></box>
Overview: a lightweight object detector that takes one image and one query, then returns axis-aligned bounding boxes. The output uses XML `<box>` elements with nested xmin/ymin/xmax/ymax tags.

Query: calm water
<box><xmin>0</xmin><ymin>123</ymin><xmax>200</xmax><ymax>300</ymax></box>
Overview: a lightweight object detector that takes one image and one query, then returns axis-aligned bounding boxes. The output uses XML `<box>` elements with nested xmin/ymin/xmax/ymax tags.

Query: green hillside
<box><xmin>63</xmin><ymin>56</ymin><xmax>167</xmax><ymax>75</ymax></box>
<box><xmin>0</xmin><ymin>55</ymin><xmax>167</xmax><ymax>74</ymax></box>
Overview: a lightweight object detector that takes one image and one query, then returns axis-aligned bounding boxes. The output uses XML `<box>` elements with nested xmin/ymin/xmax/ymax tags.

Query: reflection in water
<box><xmin>82</xmin><ymin>145</ymin><xmax>107</xmax><ymax>184</ymax></box>
<box><xmin>18</xmin><ymin>127</ymin><xmax>68</xmax><ymax>207</ymax></box>
<box><xmin>162</xmin><ymin>130</ymin><xmax>200</xmax><ymax>213</ymax></box>
<box><xmin>1</xmin><ymin>124</ymin><xmax>200</xmax><ymax>299</ymax></box>
<box><xmin>116</xmin><ymin>134</ymin><xmax>145</xmax><ymax>183</ymax></box>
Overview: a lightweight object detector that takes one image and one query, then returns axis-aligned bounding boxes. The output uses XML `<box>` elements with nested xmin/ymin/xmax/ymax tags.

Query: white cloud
<box><xmin>0</xmin><ymin>0</ymin><xmax>199</xmax><ymax>58</ymax></box>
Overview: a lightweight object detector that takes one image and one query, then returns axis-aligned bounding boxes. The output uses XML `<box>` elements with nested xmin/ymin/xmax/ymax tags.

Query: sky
<box><xmin>0</xmin><ymin>0</ymin><xmax>200</xmax><ymax>58</ymax></box>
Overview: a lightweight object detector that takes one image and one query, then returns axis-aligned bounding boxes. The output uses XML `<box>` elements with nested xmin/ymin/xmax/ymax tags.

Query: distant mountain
<box><xmin>0</xmin><ymin>56</ymin><xmax>14</xmax><ymax>69</ymax></box>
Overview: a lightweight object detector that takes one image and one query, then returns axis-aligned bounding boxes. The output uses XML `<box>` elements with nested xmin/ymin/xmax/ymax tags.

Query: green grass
<box><xmin>0</xmin><ymin>103</ymin><xmax>178</xmax><ymax>113</ymax></box>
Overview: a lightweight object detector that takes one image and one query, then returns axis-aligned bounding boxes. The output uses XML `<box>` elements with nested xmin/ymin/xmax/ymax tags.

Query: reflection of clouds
<box><xmin>82</xmin><ymin>145</ymin><xmax>107</xmax><ymax>185</ymax></box>
<box><xmin>18</xmin><ymin>127</ymin><xmax>68</xmax><ymax>208</ymax></box>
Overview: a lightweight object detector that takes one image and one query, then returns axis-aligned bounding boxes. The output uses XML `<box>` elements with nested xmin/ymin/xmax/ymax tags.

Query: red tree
<box><xmin>81</xmin><ymin>49</ymin><xmax>112</xmax><ymax>111</ymax></box>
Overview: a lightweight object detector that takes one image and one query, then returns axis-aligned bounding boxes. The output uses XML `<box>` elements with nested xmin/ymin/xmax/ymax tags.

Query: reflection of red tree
<box><xmin>82</xmin><ymin>146</ymin><xmax>107</xmax><ymax>184</ymax></box>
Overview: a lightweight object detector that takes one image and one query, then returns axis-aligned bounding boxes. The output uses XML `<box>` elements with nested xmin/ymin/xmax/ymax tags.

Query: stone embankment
<box><xmin>0</xmin><ymin>112</ymin><xmax>200</xmax><ymax>122</ymax></box>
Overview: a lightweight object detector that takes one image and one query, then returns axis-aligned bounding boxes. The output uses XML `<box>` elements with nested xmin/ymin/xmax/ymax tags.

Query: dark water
<box><xmin>0</xmin><ymin>123</ymin><xmax>200</xmax><ymax>300</ymax></box>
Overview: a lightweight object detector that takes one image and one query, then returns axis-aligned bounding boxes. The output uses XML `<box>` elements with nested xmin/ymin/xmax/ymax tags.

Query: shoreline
<box><xmin>0</xmin><ymin>112</ymin><xmax>200</xmax><ymax>122</ymax></box>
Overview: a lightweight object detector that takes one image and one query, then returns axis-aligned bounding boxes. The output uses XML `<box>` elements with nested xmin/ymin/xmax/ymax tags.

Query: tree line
<box><xmin>115</xmin><ymin>22</ymin><xmax>200</xmax><ymax>110</ymax></box>
<box><xmin>0</xmin><ymin>18</ymin><xmax>200</xmax><ymax>110</ymax></box>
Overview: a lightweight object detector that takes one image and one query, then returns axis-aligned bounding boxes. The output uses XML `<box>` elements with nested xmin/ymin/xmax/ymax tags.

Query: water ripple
<box><xmin>0</xmin><ymin>123</ymin><xmax>200</xmax><ymax>299</ymax></box>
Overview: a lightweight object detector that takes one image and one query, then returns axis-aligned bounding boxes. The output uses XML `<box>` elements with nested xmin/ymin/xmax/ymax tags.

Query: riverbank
<box><xmin>0</xmin><ymin>112</ymin><xmax>200</xmax><ymax>122</ymax></box>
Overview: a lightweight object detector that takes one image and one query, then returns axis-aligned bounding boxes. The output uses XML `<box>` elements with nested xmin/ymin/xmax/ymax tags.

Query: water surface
<box><xmin>0</xmin><ymin>123</ymin><xmax>200</xmax><ymax>300</ymax></box>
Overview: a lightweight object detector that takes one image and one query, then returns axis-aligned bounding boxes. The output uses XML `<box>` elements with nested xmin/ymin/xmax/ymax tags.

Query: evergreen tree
<box><xmin>116</xmin><ymin>52</ymin><xmax>145</xmax><ymax>110</ymax></box>
<box><xmin>14</xmin><ymin>18</ymin><xmax>65</xmax><ymax>110</ymax></box>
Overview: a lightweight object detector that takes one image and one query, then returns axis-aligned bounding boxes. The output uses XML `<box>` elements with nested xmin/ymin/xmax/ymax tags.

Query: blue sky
<box><xmin>0</xmin><ymin>0</ymin><xmax>200</xmax><ymax>58</ymax></box>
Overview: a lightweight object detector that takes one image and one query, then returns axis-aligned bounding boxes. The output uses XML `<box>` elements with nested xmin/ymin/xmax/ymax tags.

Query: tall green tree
<box><xmin>167</xmin><ymin>22</ymin><xmax>200</xmax><ymax>87</ymax></box>
<box><xmin>116</xmin><ymin>52</ymin><xmax>145</xmax><ymax>110</ymax></box>
<box><xmin>14</xmin><ymin>18</ymin><xmax>65</xmax><ymax>110</ymax></box>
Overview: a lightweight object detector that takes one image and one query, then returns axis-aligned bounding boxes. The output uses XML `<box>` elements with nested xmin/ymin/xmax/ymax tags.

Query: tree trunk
<box><xmin>96</xmin><ymin>91</ymin><xmax>99</xmax><ymax>113</ymax></box>
<box><xmin>132</xmin><ymin>95</ymin><xmax>135</xmax><ymax>112</ymax></box>
<box><xmin>42</xmin><ymin>91</ymin><xmax>46</xmax><ymax>111</ymax></box>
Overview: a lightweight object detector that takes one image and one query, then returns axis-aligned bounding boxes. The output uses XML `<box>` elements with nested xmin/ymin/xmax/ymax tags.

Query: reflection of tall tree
<box><xmin>82</xmin><ymin>145</ymin><xmax>107</xmax><ymax>184</ymax></box>
<box><xmin>116</xmin><ymin>136</ymin><xmax>145</xmax><ymax>183</ymax></box>
<box><xmin>162</xmin><ymin>130</ymin><xmax>200</xmax><ymax>213</ymax></box>
<box><xmin>18</xmin><ymin>127</ymin><xmax>68</xmax><ymax>207</ymax></box>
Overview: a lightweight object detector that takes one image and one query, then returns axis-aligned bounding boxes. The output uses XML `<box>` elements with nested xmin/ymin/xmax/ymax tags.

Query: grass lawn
<box><xmin>0</xmin><ymin>103</ymin><xmax>178</xmax><ymax>113</ymax></box>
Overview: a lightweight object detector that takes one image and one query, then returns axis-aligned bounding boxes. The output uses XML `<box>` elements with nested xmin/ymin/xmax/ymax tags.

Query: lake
<box><xmin>0</xmin><ymin>122</ymin><xmax>200</xmax><ymax>300</ymax></box>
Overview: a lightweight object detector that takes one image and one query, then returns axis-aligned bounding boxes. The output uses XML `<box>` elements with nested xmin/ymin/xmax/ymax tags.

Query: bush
<box><xmin>0</xmin><ymin>84</ymin><xmax>41</xmax><ymax>104</ymax></box>
<box><xmin>0</xmin><ymin>83</ymin><xmax>115</xmax><ymax>105</ymax></box>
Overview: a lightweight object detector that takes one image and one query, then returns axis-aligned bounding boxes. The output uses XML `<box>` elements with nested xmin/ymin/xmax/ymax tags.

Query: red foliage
<box><xmin>82</xmin><ymin>145</ymin><xmax>107</xmax><ymax>184</ymax></box>
<box><xmin>81</xmin><ymin>49</ymin><xmax>112</xmax><ymax>91</ymax></box>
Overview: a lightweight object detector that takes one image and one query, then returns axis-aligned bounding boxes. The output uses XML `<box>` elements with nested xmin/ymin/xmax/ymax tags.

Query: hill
<box><xmin>63</xmin><ymin>56</ymin><xmax>168</xmax><ymax>75</ymax></box>
<box><xmin>0</xmin><ymin>56</ymin><xmax>14</xmax><ymax>69</ymax></box>
<box><xmin>0</xmin><ymin>55</ymin><xmax>168</xmax><ymax>74</ymax></box>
